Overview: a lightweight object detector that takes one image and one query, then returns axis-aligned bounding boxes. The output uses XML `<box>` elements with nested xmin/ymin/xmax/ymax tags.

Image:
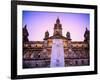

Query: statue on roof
<box><xmin>44</xmin><ymin>31</ymin><xmax>49</xmax><ymax>39</ymax></box>
<box><xmin>23</xmin><ymin>25</ymin><xmax>29</xmax><ymax>42</ymax></box>
<box><xmin>66</xmin><ymin>31</ymin><xmax>71</xmax><ymax>40</ymax></box>
<box><xmin>84</xmin><ymin>27</ymin><xmax>90</xmax><ymax>42</ymax></box>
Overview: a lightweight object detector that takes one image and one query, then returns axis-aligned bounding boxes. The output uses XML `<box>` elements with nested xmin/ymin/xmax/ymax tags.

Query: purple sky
<box><xmin>22</xmin><ymin>11</ymin><xmax>90</xmax><ymax>41</ymax></box>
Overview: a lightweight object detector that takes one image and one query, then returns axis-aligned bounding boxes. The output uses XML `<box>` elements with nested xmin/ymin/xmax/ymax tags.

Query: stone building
<box><xmin>23</xmin><ymin>18</ymin><xmax>89</xmax><ymax>68</ymax></box>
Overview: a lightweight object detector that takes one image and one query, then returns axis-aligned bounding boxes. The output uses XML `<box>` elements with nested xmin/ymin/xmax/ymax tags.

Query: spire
<box><xmin>56</xmin><ymin>17</ymin><xmax>60</xmax><ymax>24</ymax></box>
<box><xmin>86</xmin><ymin>27</ymin><xmax>89</xmax><ymax>32</ymax></box>
<box><xmin>25</xmin><ymin>24</ymin><xmax>27</xmax><ymax>28</ymax></box>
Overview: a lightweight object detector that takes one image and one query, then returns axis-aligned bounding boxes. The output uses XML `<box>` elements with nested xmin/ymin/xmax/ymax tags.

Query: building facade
<box><xmin>23</xmin><ymin>18</ymin><xmax>90</xmax><ymax>68</ymax></box>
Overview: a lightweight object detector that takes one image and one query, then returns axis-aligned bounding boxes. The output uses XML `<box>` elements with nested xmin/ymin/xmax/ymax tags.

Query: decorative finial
<box><xmin>56</xmin><ymin>16</ymin><xmax>60</xmax><ymax>24</ymax></box>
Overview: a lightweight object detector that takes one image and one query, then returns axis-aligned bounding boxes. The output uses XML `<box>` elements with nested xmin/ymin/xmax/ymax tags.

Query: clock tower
<box><xmin>53</xmin><ymin>17</ymin><xmax>62</xmax><ymax>36</ymax></box>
